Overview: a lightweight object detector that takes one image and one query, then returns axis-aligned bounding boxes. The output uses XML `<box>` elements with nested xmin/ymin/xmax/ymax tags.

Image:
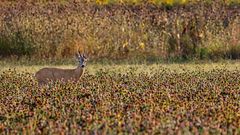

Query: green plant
<box><xmin>0</xmin><ymin>31</ymin><xmax>34</xmax><ymax>58</ymax></box>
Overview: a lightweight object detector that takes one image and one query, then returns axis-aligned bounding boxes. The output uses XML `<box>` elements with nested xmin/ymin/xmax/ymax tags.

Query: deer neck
<box><xmin>74</xmin><ymin>66</ymin><xmax>85</xmax><ymax>79</ymax></box>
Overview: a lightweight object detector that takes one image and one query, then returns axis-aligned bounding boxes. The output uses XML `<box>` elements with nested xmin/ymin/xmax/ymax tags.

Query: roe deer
<box><xmin>35</xmin><ymin>52</ymin><xmax>87</xmax><ymax>85</ymax></box>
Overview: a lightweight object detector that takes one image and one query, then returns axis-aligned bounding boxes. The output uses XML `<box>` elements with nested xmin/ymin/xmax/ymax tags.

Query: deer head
<box><xmin>76</xmin><ymin>51</ymin><xmax>87</xmax><ymax>68</ymax></box>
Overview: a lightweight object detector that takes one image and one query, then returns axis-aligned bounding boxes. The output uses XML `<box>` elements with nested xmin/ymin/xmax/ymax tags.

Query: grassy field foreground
<box><xmin>0</xmin><ymin>62</ymin><xmax>240</xmax><ymax>134</ymax></box>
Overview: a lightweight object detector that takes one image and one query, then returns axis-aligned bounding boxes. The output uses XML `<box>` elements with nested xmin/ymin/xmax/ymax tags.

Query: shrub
<box><xmin>0</xmin><ymin>31</ymin><xmax>34</xmax><ymax>58</ymax></box>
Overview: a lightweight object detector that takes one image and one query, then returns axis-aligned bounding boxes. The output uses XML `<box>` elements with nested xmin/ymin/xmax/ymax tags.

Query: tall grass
<box><xmin>0</xmin><ymin>0</ymin><xmax>239</xmax><ymax>61</ymax></box>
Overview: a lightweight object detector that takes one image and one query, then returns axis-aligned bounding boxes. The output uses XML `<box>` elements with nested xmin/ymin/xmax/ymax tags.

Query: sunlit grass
<box><xmin>1</xmin><ymin>60</ymin><xmax>240</xmax><ymax>74</ymax></box>
<box><xmin>95</xmin><ymin>0</ymin><xmax>240</xmax><ymax>5</ymax></box>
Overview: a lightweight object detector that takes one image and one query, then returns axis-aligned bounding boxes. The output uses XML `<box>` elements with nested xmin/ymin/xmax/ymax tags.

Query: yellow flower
<box><xmin>96</xmin><ymin>0</ymin><xmax>109</xmax><ymax>5</ymax></box>
<box><xmin>123</xmin><ymin>42</ymin><xmax>128</xmax><ymax>48</ymax></box>
<box><xmin>180</xmin><ymin>0</ymin><xmax>188</xmax><ymax>4</ymax></box>
<box><xmin>165</xmin><ymin>0</ymin><xmax>174</xmax><ymax>5</ymax></box>
<box><xmin>139</xmin><ymin>42</ymin><xmax>145</xmax><ymax>50</ymax></box>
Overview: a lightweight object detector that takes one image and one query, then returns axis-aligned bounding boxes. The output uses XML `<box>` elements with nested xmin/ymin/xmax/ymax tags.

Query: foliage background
<box><xmin>0</xmin><ymin>0</ymin><xmax>239</xmax><ymax>61</ymax></box>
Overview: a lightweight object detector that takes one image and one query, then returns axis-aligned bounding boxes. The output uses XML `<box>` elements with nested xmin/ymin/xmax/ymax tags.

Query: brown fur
<box><xmin>35</xmin><ymin>66</ymin><xmax>84</xmax><ymax>85</ymax></box>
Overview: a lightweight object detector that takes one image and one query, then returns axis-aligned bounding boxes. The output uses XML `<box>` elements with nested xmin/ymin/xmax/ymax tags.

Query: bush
<box><xmin>0</xmin><ymin>31</ymin><xmax>34</xmax><ymax>58</ymax></box>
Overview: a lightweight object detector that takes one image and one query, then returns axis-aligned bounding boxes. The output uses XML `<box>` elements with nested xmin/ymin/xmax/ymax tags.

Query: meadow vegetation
<box><xmin>0</xmin><ymin>63</ymin><xmax>240</xmax><ymax>134</ymax></box>
<box><xmin>0</xmin><ymin>0</ymin><xmax>239</xmax><ymax>61</ymax></box>
<box><xmin>0</xmin><ymin>0</ymin><xmax>240</xmax><ymax>134</ymax></box>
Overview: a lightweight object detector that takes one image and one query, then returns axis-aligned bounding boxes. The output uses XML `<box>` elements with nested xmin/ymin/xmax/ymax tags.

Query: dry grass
<box><xmin>1</xmin><ymin>61</ymin><xmax>240</xmax><ymax>74</ymax></box>
<box><xmin>0</xmin><ymin>1</ymin><xmax>239</xmax><ymax>60</ymax></box>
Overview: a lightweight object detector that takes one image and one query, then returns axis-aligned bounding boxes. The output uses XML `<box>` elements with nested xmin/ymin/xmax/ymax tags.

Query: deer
<box><xmin>35</xmin><ymin>52</ymin><xmax>87</xmax><ymax>85</ymax></box>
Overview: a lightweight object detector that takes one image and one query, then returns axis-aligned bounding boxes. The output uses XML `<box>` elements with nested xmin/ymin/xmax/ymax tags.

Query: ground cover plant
<box><xmin>0</xmin><ymin>64</ymin><xmax>239</xmax><ymax>134</ymax></box>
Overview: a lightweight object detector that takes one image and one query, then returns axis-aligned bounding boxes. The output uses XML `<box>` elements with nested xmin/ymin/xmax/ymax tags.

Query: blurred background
<box><xmin>0</xmin><ymin>0</ymin><xmax>239</xmax><ymax>62</ymax></box>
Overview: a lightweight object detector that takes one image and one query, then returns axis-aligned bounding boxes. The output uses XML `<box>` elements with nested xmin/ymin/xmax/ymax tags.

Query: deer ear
<box><xmin>83</xmin><ymin>53</ymin><xmax>87</xmax><ymax>59</ymax></box>
<box><xmin>77</xmin><ymin>51</ymin><xmax>82</xmax><ymax>57</ymax></box>
<box><xmin>76</xmin><ymin>53</ymin><xmax>80</xmax><ymax>58</ymax></box>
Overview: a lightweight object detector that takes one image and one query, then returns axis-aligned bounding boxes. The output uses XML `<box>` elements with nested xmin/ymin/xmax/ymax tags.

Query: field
<box><xmin>0</xmin><ymin>62</ymin><xmax>240</xmax><ymax>134</ymax></box>
<box><xmin>0</xmin><ymin>0</ymin><xmax>240</xmax><ymax>134</ymax></box>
